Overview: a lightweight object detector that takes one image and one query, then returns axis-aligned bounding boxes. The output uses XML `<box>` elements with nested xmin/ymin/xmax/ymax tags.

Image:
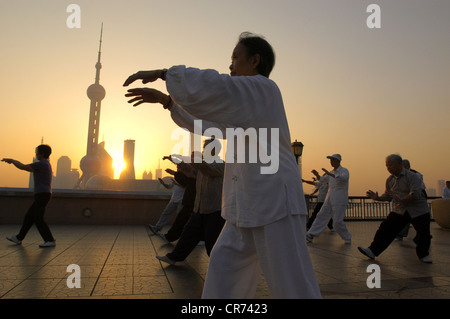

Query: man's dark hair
<box><xmin>386</xmin><ymin>154</ymin><xmax>402</xmax><ymax>164</ymax></box>
<box><xmin>36</xmin><ymin>144</ymin><xmax>52</xmax><ymax>159</ymax></box>
<box><xmin>238</xmin><ymin>32</ymin><xmax>275</xmax><ymax>78</ymax></box>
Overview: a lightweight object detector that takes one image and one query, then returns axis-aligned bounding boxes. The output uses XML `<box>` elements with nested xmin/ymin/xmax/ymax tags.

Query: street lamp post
<box><xmin>291</xmin><ymin>140</ymin><xmax>304</xmax><ymax>164</ymax></box>
<box><xmin>291</xmin><ymin>140</ymin><xmax>304</xmax><ymax>177</ymax></box>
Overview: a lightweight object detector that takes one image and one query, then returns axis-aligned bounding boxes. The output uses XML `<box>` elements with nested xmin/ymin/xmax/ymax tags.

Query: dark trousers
<box><xmin>307</xmin><ymin>202</ymin><xmax>333</xmax><ymax>230</ymax></box>
<box><xmin>165</xmin><ymin>205</ymin><xmax>194</xmax><ymax>242</ymax></box>
<box><xmin>167</xmin><ymin>211</ymin><xmax>225</xmax><ymax>261</ymax></box>
<box><xmin>369</xmin><ymin>211</ymin><xmax>431</xmax><ymax>259</ymax></box>
<box><xmin>17</xmin><ymin>193</ymin><xmax>54</xmax><ymax>242</ymax></box>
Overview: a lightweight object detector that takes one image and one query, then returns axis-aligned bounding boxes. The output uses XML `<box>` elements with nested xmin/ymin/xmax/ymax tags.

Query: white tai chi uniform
<box><xmin>166</xmin><ymin>66</ymin><xmax>321</xmax><ymax>299</ymax></box>
<box><xmin>307</xmin><ymin>165</ymin><xmax>352</xmax><ymax>242</ymax></box>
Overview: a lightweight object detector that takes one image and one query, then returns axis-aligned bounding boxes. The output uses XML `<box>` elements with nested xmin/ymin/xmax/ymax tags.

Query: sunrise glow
<box><xmin>0</xmin><ymin>1</ymin><xmax>449</xmax><ymax>195</ymax></box>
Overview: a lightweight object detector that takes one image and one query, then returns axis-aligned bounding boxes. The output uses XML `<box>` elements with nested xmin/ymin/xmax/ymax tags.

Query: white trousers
<box><xmin>202</xmin><ymin>214</ymin><xmax>322</xmax><ymax>299</ymax></box>
<box><xmin>308</xmin><ymin>202</ymin><xmax>352</xmax><ymax>241</ymax></box>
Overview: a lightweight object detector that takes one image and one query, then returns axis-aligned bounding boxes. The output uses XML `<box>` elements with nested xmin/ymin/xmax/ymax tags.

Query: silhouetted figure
<box><xmin>359</xmin><ymin>154</ymin><xmax>432</xmax><ymax>263</ymax></box>
<box><xmin>155</xmin><ymin>152</ymin><xmax>198</xmax><ymax>243</ymax></box>
<box><xmin>2</xmin><ymin>144</ymin><xmax>56</xmax><ymax>248</ymax></box>
<box><xmin>396</xmin><ymin>159</ymin><xmax>427</xmax><ymax>240</ymax></box>
<box><xmin>157</xmin><ymin>139</ymin><xmax>225</xmax><ymax>265</ymax></box>
<box><xmin>148</xmin><ymin>174</ymin><xmax>184</xmax><ymax>234</ymax></box>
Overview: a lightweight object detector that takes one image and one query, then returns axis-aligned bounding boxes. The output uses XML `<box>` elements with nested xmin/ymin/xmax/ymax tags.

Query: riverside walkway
<box><xmin>0</xmin><ymin>221</ymin><xmax>449</xmax><ymax>300</ymax></box>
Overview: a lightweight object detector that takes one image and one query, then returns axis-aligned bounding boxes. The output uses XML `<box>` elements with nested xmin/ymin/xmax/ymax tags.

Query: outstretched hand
<box><xmin>366</xmin><ymin>190</ymin><xmax>379</xmax><ymax>200</ymax></box>
<box><xmin>125</xmin><ymin>88</ymin><xmax>168</xmax><ymax>107</ymax></box>
<box><xmin>123</xmin><ymin>70</ymin><xmax>164</xmax><ymax>87</ymax></box>
<box><xmin>165</xmin><ymin>168</ymin><xmax>176</xmax><ymax>175</ymax></box>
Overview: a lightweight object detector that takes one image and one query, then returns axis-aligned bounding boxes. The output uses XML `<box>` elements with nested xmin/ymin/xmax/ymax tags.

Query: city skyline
<box><xmin>49</xmin><ymin>153</ymin><xmax>169</xmax><ymax>189</ymax></box>
<box><xmin>50</xmin><ymin>151</ymin><xmax>450</xmax><ymax>196</ymax></box>
<box><xmin>13</xmin><ymin>148</ymin><xmax>450</xmax><ymax>196</ymax></box>
<box><xmin>0</xmin><ymin>0</ymin><xmax>449</xmax><ymax>195</ymax></box>
<box><xmin>37</xmin><ymin>149</ymin><xmax>445</xmax><ymax>197</ymax></box>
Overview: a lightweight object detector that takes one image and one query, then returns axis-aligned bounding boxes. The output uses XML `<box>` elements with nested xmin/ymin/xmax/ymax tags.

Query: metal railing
<box><xmin>306</xmin><ymin>195</ymin><xmax>438</xmax><ymax>221</ymax></box>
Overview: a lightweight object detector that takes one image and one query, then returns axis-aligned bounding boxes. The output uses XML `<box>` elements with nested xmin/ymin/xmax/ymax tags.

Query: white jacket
<box><xmin>166</xmin><ymin>66</ymin><xmax>307</xmax><ymax>227</ymax></box>
<box><xmin>321</xmin><ymin>166</ymin><xmax>349</xmax><ymax>206</ymax></box>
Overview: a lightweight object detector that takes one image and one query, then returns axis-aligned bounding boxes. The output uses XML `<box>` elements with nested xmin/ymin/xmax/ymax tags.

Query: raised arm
<box><xmin>1</xmin><ymin>158</ymin><xmax>33</xmax><ymax>172</ymax></box>
<box><xmin>366</xmin><ymin>190</ymin><xmax>391</xmax><ymax>202</ymax></box>
<box><xmin>302</xmin><ymin>179</ymin><xmax>315</xmax><ymax>186</ymax></box>
<box><xmin>123</xmin><ymin>69</ymin><xmax>168</xmax><ymax>86</ymax></box>
<box><xmin>165</xmin><ymin>66</ymin><xmax>273</xmax><ymax>127</ymax></box>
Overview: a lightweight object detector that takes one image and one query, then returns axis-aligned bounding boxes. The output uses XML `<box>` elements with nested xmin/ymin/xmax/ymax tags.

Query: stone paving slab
<box><xmin>0</xmin><ymin>222</ymin><xmax>449</xmax><ymax>300</ymax></box>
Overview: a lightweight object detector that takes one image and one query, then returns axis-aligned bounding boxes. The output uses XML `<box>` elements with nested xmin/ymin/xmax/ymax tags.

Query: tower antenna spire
<box><xmin>94</xmin><ymin>23</ymin><xmax>103</xmax><ymax>85</ymax></box>
<box><xmin>77</xmin><ymin>23</ymin><xmax>107</xmax><ymax>189</ymax></box>
<box><xmin>97</xmin><ymin>23</ymin><xmax>103</xmax><ymax>64</ymax></box>
<box><xmin>85</xmin><ymin>23</ymin><xmax>106</xmax><ymax>156</ymax></box>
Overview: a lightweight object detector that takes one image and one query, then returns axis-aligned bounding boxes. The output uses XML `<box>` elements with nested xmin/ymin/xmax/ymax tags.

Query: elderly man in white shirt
<box><xmin>306</xmin><ymin>154</ymin><xmax>352</xmax><ymax>244</ymax></box>
<box><xmin>123</xmin><ymin>32</ymin><xmax>321</xmax><ymax>299</ymax></box>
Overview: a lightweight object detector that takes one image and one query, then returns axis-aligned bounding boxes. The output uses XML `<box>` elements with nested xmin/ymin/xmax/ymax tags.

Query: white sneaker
<box><xmin>156</xmin><ymin>255</ymin><xmax>176</xmax><ymax>265</ymax></box>
<box><xmin>358</xmin><ymin>246</ymin><xmax>375</xmax><ymax>259</ymax></box>
<box><xmin>306</xmin><ymin>233</ymin><xmax>314</xmax><ymax>243</ymax></box>
<box><xmin>420</xmin><ymin>255</ymin><xmax>433</xmax><ymax>263</ymax></box>
<box><xmin>6</xmin><ymin>236</ymin><xmax>22</xmax><ymax>245</ymax></box>
<box><xmin>39</xmin><ymin>241</ymin><xmax>56</xmax><ymax>248</ymax></box>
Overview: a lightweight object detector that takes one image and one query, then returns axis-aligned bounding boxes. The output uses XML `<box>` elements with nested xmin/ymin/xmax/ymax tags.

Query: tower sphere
<box><xmin>87</xmin><ymin>83</ymin><xmax>106</xmax><ymax>101</ymax></box>
<box><xmin>80</xmin><ymin>154</ymin><xmax>101</xmax><ymax>176</ymax></box>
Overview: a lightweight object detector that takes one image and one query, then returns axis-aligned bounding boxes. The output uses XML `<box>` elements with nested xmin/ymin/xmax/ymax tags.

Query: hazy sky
<box><xmin>0</xmin><ymin>0</ymin><xmax>449</xmax><ymax>195</ymax></box>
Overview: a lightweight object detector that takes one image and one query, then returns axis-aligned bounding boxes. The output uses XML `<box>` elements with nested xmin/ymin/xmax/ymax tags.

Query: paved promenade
<box><xmin>0</xmin><ymin>221</ymin><xmax>449</xmax><ymax>300</ymax></box>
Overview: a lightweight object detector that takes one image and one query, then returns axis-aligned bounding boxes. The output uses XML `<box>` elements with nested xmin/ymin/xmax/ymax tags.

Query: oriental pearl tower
<box><xmin>76</xmin><ymin>24</ymin><xmax>106</xmax><ymax>188</ymax></box>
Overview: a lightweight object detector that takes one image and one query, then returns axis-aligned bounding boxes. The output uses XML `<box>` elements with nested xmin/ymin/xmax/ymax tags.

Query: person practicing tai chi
<box><xmin>148</xmin><ymin>174</ymin><xmax>185</xmax><ymax>235</ymax></box>
<box><xmin>306</xmin><ymin>154</ymin><xmax>352</xmax><ymax>244</ymax></box>
<box><xmin>302</xmin><ymin>169</ymin><xmax>332</xmax><ymax>231</ymax></box>
<box><xmin>358</xmin><ymin>154</ymin><xmax>432</xmax><ymax>263</ymax></box>
<box><xmin>123</xmin><ymin>32</ymin><xmax>321</xmax><ymax>299</ymax></box>
<box><xmin>2</xmin><ymin>144</ymin><xmax>56</xmax><ymax>248</ymax></box>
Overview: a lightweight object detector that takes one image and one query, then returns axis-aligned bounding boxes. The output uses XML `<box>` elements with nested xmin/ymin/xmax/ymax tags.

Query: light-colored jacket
<box><xmin>321</xmin><ymin>166</ymin><xmax>349</xmax><ymax>206</ymax></box>
<box><xmin>383</xmin><ymin>168</ymin><xmax>429</xmax><ymax>218</ymax></box>
<box><xmin>167</xmin><ymin>66</ymin><xmax>307</xmax><ymax>227</ymax></box>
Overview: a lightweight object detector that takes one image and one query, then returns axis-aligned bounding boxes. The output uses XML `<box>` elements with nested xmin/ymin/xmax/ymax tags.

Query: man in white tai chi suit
<box><xmin>306</xmin><ymin>154</ymin><xmax>352</xmax><ymax>244</ymax></box>
<box><xmin>123</xmin><ymin>32</ymin><xmax>321</xmax><ymax>299</ymax></box>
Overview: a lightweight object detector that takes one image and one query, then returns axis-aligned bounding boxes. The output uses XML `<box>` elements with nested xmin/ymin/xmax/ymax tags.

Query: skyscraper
<box><xmin>155</xmin><ymin>159</ymin><xmax>162</xmax><ymax>180</ymax></box>
<box><xmin>142</xmin><ymin>170</ymin><xmax>153</xmax><ymax>180</ymax></box>
<box><xmin>56</xmin><ymin>156</ymin><xmax>72</xmax><ymax>177</ymax></box>
<box><xmin>54</xmin><ymin>156</ymin><xmax>80</xmax><ymax>189</ymax></box>
<box><xmin>120</xmin><ymin>139</ymin><xmax>136</xmax><ymax>180</ymax></box>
